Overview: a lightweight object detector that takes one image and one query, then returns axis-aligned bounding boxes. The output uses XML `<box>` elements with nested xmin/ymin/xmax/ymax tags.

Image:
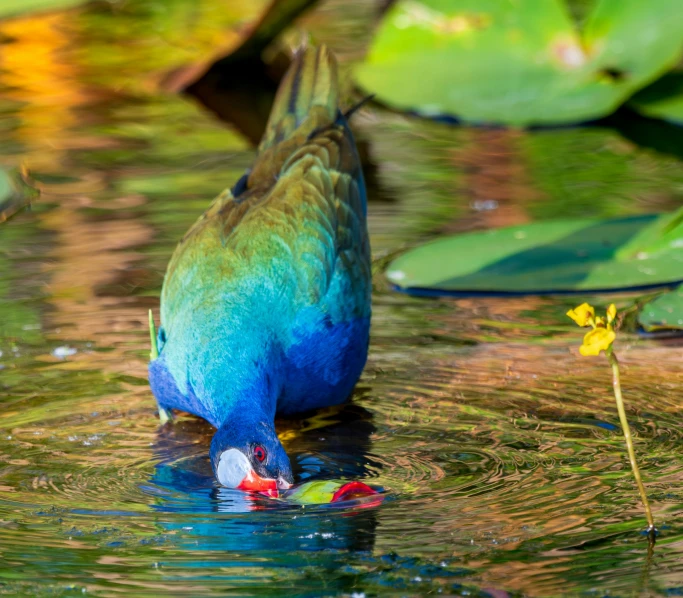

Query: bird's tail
<box><xmin>257</xmin><ymin>44</ymin><xmax>338</xmax><ymax>153</ymax></box>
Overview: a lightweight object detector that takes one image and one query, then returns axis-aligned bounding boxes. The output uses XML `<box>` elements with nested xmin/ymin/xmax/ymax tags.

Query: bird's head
<box><xmin>210</xmin><ymin>419</ymin><xmax>293</xmax><ymax>497</ymax></box>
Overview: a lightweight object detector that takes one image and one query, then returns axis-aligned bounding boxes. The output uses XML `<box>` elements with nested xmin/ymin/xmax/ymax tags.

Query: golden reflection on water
<box><xmin>41</xmin><ymin>204</ymin><xmax>153</xmax><ymax>355</ymax></box>
<box><xmin>0</xmin><ymin>13</ymin><xmax>87</xmax><ymax>170</ymax></box>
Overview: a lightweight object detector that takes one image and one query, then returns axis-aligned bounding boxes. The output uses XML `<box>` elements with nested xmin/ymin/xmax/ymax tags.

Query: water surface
<box><xmin>1</xmin><ymin>2</ymin><xmax>683</xmax><ymax>596</ymax></box>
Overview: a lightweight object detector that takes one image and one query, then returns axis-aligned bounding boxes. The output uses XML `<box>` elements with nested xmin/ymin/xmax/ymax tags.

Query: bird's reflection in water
<box><xmin>145</xmin><ymin>402</ymin><xmax>380</xmax><ymax>553</ymax></box>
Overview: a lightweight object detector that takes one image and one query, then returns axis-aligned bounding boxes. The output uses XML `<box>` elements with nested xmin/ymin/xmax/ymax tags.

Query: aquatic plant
<box><xmin>567</xmin><ymin>302</ymin><xmax>656</xmax><ymax>540</ymax></box>
<box><xmin>386</xmin><ymin>212</ymin><xmax>683</xmax><ymax>296</ymax></box>
<box><xmin>356</xmin><ymin>0</ymin><xmax>683</xmax><ymax>126</ymax></box>
<box><xmin>148</xmin><ymin>309</ymin><xmax>159</xmax><ymax>361</ymax></box>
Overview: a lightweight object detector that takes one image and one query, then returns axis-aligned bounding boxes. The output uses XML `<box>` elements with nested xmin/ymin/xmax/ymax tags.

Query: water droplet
<box><xmin>52</xmin><ymin>346</ymin><xmax>77</xmax><ymax>359</ymax></box>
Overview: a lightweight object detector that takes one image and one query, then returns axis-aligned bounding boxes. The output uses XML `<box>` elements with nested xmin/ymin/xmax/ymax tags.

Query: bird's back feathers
<box><xmin>153</xmin><ymin>44</ymin><xmax>370</xmax><ymax>424</ymax></box>
<box><xmin>259</xmin><ymin>44</ymin><xmax>338</xmax><ymax>152</ymax></box>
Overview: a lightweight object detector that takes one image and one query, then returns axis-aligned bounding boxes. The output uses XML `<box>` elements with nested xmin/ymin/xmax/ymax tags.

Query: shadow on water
<box><xmin>185</xmin><ymin>52</ymin><xmax>287</xmax><ymax>145</ymax></box>
<box><xmin>604</xmin><ymin>107</ymin><xmax>683</xmax><ymax>161</ymax></box>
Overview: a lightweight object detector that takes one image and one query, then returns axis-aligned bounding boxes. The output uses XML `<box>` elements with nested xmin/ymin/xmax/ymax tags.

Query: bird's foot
<box><xmin>158</xmin><ymin>406</ymin><xmax>174</xmax><ymax>424</ymax></box>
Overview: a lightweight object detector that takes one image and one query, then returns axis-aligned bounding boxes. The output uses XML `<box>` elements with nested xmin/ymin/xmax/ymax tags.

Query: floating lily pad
<box><xmin>630</xmin><ymin>72</ymin><xmax>683</xmax><ymax>126</ymax></box>
<box><xmin>356</xmin><ymin>0</ymin><xmax>683</xmax><ymax>126</ymax></box>
<box><xmin>638</xmin><ymin>285</ymin><xmax>683</xmax><ymax>332</ymax></box>
<box><xmin>386</xmin><ymin>211</ymin><xmax>683</xmax><ymax>295</ymax></box>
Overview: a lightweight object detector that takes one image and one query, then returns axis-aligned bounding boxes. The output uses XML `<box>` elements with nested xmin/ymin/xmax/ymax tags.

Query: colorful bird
<box><xmin>148</xmin><ymin>45</ymin><xmax>371</xmax><ymax>496</ymax></box>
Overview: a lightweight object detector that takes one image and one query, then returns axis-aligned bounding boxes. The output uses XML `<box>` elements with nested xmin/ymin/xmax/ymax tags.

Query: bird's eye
<box><xmin>253</xmin><ymin>445</ymin><xmax>266</xmax><ymax>462</ymax></box>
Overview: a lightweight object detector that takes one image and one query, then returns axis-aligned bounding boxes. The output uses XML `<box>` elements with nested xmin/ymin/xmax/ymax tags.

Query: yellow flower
<box><xmin>607</xmin><ymin>303</ymin><xmax>617</xmax><ymax>324</ymax></box>
<box><xmin>579</xmin><ymin>327</ymin><xmax>616</xmax><ymax>356</ymax></box>
<box><xmin>568</xmin><ymin>302</ymin><xmax>618</xmax><ymax>356</ymax></box>
<box><xmin>566</xmin><ymin>303</ymin><xmax>595</xmax><ymax>327</ymax></box>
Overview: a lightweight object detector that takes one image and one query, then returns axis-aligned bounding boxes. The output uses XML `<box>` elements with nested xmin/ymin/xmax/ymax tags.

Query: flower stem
<box><xmin>606</xmin><ymin>349</ymin><xmax>656</xmax><ymax>542</ymax></box>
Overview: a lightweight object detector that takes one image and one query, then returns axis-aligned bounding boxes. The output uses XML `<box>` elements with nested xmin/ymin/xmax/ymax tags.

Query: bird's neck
<box><xmin>194</xmin><ymin>350</ymin><xmax>281</xmax><ymax>429</ymax></box>
<box><xmin>215</xmin><ymin>400</ymin><xmax>274</xmax><ymax>436</ymax></box>
<box><xmin>215</xmin><ymin>374</ymin><xmax>279</xmax><ymax>429</ymax></box>
<box><xmin>165</xmin><ymin>312</ymin><xmax>285</xmax><ymax>426</ymax></box>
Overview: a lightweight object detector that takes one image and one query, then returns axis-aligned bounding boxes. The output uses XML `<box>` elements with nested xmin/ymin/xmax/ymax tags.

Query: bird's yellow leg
<box><xmin>158</xmin><ymin>406</ymin><xmax>174</xmax><ymax>424</ymax></box>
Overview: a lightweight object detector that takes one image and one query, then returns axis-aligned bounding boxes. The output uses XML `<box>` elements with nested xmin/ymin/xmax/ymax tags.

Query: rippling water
<box><xmin>1</xmin><ymin>1</ymin><xmax>683</xmax><ymax>596</ymax></box>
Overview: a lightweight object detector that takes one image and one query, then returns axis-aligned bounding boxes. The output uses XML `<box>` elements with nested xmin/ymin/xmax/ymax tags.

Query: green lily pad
<box><xmin>630</xmin><ymin>72</ymin><xmax>683</xmax><ymax>126</ymax></box>
<box><xmin>386</xmin><ymin>211</ymin><xmax>683</xmax><ymax>295</ymax></box>
<box><xmin>638</xmin><ymin>285</ymin><xmax>683</xmax><ymax>332</ymax></box>
<box><xmin>355</xmin><ymin>0</ymin><xmax>683</xmax><ymax>126</ymax></box>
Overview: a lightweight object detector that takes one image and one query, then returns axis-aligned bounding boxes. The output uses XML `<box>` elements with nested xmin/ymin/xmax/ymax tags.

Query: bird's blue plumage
<box><xmin>148</xmin><ymin>45</ymin><xmax>371</xmax><ymax>486</ymax></box>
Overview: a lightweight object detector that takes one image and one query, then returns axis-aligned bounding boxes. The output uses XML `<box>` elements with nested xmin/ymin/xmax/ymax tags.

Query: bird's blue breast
<box><xmin>149</xmin><ymin>313</ymin><xmax>369</xmax><ymax>422</ymax></box>
<box><xmin>279</xmin><ymin>314</ymin><xmax>370</xmax><ymax>415</ymax></box>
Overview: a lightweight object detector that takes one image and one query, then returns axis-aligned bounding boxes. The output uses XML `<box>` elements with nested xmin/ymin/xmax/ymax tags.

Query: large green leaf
<box><xmin>386</xmin><ymin>211</ymin><xmax>683</xmax><ymax>295</ymax></box>
<box><xmin>355</xmin><ymin>0</ymin><xmax>683</xmax><ymax>126</ymax></box>
<box><xmin>638</xmin><ymin>284</ymin><xmax>683</xmax><ymax>332</ymax></box>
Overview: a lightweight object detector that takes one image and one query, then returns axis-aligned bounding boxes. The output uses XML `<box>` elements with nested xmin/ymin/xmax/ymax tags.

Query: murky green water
<box><xmin>1</xmin><ymin>2</ymin><xmax>683</xmax><ymax>596</ymax></box>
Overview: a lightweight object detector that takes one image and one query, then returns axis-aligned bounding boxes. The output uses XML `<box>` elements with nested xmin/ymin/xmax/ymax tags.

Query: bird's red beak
<box><xmin>237</xmin><ymin>470</ymin><xmax>279</xmax><ymax>498</ymax></box>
